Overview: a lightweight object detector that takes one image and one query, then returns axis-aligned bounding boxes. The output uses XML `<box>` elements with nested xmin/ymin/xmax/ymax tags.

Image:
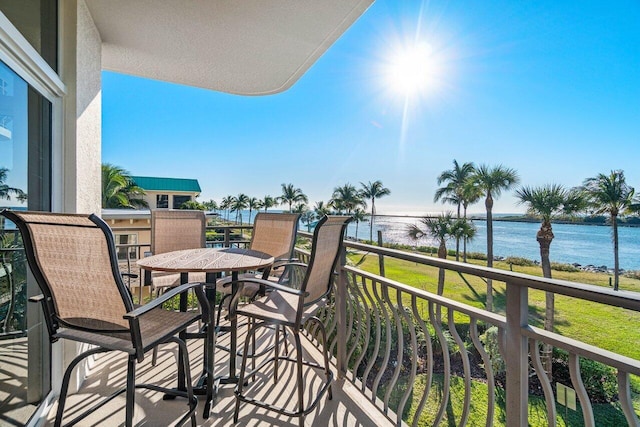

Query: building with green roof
<box><xmin>131</xmin><ymin>176</ymin><xmax>201</xmax><ymax>209</ymax></box>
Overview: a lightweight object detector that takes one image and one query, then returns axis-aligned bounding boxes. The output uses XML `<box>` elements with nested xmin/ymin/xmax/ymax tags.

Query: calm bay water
<box><xmin>236</xmin><ymin>211</ymin><xmax>640</xmax><ymax>271</ymax></box>
<box><xmin>347</xmin><ymin>216</ymin><xmax>640</xmax><ymax>271</ymax></box>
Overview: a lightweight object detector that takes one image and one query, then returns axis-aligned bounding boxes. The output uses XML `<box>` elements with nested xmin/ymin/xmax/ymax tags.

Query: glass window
<box><xmin>156</xmin><ymin>194</ymin><xmax>168</xmax><ymax>208</ymax></box>
<box><xmin>115</xmin><ymin>233</ymin><xmax>138</xmax><ymax>261</ymax></box>
<box><xmin>0</xmin><ymin>1</ymin><xmax>58</xmax><ymax>71</ymax></box>
<box><xmin>173</xmin><ymin>195</ymin><xmax>191</xmax><ymax>209</ymax></box>
<box><xmin>0</xmin><ymin>59</ymin><xmax>52</xmax><ymax>424</ymax></box>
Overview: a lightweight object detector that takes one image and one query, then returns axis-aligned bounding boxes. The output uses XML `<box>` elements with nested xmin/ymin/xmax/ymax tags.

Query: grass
<box><xmin>349</xmin><ymin>252</ymin><xmax>640</xmax><ymax>360</ymax></box>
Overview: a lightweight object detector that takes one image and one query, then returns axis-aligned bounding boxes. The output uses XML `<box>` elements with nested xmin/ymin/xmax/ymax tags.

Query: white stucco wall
<box><xmin>60</xmin><ymin>0</ymin><xmax>102</xmax><ymax>215</ymax></box>
<box><xmin>57</xmin><ymin>0</ymin><xmax>103</xmax><ymax>395</ymax></box>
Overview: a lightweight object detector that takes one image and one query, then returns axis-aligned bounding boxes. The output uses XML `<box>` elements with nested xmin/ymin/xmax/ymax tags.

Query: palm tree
<box><xmin>407</xmin><ymin>213</ymin><xmax>454</xmax><ymax>296</ymax></box>
<box><xmin>314</xmin><ymin>201</ymin><xmax>331</xmax><ymax>218</ymax></box>
<box><xmin>450</xmin><ymin>218</ymin><xmax>476</xmax><ymax>262</ymax></box>
<box><xmin>360</xmin><ymin>180</ymin><xmax>391</xmax><ymax>243</ymax></box>
<box><xmin>0</xmin><ymin>167</ymin><xmax>26</xmax><ymax>202</ymax></box>
<box><xmin>247</xmin><ymin>197</ymin><xmax>260</xmax><ymax>224</ymax></box>
<box><xmin>352</xmin><ymin>208</ymin><xmax>369</xmax><ymax>241</ymax></box>
<box><xmin>296</xmin><ymin>206</ymin><xmax>315</xmax><ymax>232</ymax></box>
<box><xmin>516</xmin><ymin>184</ymin><xmax>586</xmax><ymax>378</ymax></box>
<box><xmin>230</xmin><ymin>193</ymin><xmax>249</xmax><ymax>224</ymax></box>
<box><xmin>581</xmin><ymin>170</ymin><xmax>635</xmax><ymax>291</ymax></box>
<box><xmin>473</xmin><ymin>164</ymin><xmax>520</xmax><ymax>311</ymax></box>
<box><xmin>434</xmin><ymin>160</ymin><xmax>475</xmax><ymax>260</ymax></box>
<box><xmin>101</xmin><ymin>164</ymin><xmax>148</xmax><ymax>209</ymax></box>
<box><xmin>331</xmin><ymin>183</ymin><xmax>364</xmax><ymax>215</ymax></box>
<box><xmin>220</xmin><ymin>196</ymin><xmax>233</xmax><ymax>221</ymax></box>
<box><xmin>202</xmin><ymin>199</ymin><xmax>218</xmax><ymax>212</ymax></box>
<box><xmin>280</xmin><ymin>183</ymin><xmax>308</xmax><ymax>213</ymax></box>
<box><xmin>260</xmin><ymin>195</ymin><xmax>277</xmax><ymax>212</ymax></box>
<box><xmin>460</xmin><ymin>179</ymin><xmax>483</xmax><ymax>262</ymax></box>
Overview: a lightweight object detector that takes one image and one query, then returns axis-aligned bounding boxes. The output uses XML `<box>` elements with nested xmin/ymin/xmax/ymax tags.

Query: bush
<box><xmin>553</xmin><ymin>348</ymin><xmax>618</xmax><ymax>402</ymax></box>
<box><xmin>480</xmin><ymin>326</ymin><xmax>504</xmax><ymax>375</ymax></box>
<box><xmin>623</xmin><ymin>270</ymin><xmax>640</xmax><ymax>280</ymax></box>
<box><xmin>551</xmin><ymin>262</ymin><xmax>580</xmax><ymax>272</ymax></box>
<box><xmin>504</xmin><ymin>256</ymin><xmax>536</xmax><ymax>266</ymax></box>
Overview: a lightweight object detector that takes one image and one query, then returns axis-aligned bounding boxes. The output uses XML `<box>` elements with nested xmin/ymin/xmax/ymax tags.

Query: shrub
<box><xmin>551</xmin><ymin>262</ymin><xmax>580</xmax><ymax>272</ymax></box>
<box><xmin>623</xmin><ymin>270</ymin><xmax>640</xmax><ymax>280</ymax></box>
<box><xmin>504</xmin><ymin>256</ymin><xmax>536</xmax><ymax>266</ymax></box>
<box><xmin>553</xmin><ymin>348</ymin><xmax>618</xmax><ymax>402</ymax></box>
<box><xmin>480</xmin><ymin>326</ymin><xmax>504</xmax><ymax>375</ymax></box>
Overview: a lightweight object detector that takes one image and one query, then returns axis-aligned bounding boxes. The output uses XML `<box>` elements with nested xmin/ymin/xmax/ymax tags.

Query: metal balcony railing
<box><xmin>104</xmin><ymin>222</ymin><xmax>640</xmax><ymax>426</ymax></box>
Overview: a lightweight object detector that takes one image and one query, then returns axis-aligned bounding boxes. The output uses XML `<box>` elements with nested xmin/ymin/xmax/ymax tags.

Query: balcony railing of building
<box><xmin>3</xmin><ymin>221</ymin><xmax>640</xmax><ymax>426</ymax></box>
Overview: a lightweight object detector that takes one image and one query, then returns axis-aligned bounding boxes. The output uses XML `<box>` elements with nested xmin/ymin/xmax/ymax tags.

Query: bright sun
<box><xmin>387</xmin><ymin>43</ymin><xmax>441</xmax><ymax>96</ymax></box>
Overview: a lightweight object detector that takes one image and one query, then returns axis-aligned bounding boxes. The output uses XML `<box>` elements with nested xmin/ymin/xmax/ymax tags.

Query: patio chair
<box><xmin>146</xmin><ymin>209</ymin><xmax>207</xmax><ymax>297</ymax></box>
<box><xmin>1</xmin><ymin>210</ymin><xmax>210</xmax><ymax>427</ymax></box>
<box><xmin>231</xmin><ymin>215</ymin><xmax>351</xmax><ymax>426</ymax></box>
<box><xmin>216</xmin><ymin>212</ymin><xmax>300</xmax><ymax>323</ymax></box>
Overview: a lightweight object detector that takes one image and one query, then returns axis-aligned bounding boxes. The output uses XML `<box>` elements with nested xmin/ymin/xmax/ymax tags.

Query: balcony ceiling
<box><xmin>85</xmin><ymin>0</ymin><xmax>374</xmax><ymax>95</ymax></box>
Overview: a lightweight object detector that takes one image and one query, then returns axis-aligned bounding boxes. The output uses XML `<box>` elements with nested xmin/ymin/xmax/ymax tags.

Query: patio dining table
<box><xmin>137</xmin><ymin>247</ymin><xmax>274</xmax><ymax>417</ymax></box>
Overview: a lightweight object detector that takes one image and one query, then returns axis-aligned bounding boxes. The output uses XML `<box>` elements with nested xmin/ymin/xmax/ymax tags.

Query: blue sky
<box><xmin>102</xmin><ymin>0</ymin><xmax>640</xmax><ymax>215</ymax></box>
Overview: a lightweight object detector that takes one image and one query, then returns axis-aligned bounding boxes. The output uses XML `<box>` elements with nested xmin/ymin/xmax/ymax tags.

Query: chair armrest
<box><xmin>121</xmin><ymin>272</ymin><xmax>139</xmax><ymax>279</ymax></box>
<box><xmin>29</xmin><ymin>294</ymin><xmax>45</xmax><ymax>303</ymax></box>
<box><xmin>124</xmin><ymin>282</ymin><xmax>208</xmax><ymax>320</ymax></box>
<box><xmin>224</xmin><ymin>277</ymin><xmax>308</xmax><ymax>297</ymax></box>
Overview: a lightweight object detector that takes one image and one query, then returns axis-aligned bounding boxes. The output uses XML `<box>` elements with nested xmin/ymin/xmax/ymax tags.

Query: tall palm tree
<box><xmin>230</xmin><ymin>193</ymin><xmax>249</xmax><ymax>224</ymax></box>
<box><xmin>220</xmin><ymin>196</ymin><xmax>233</xmax><ymax>221</ymax></box>
<box><xmin>0</xmin><ymin>167</ymin><xmax>26</xmax><ymax>202</ymax></box>
<box><xmin>473</xmin><ymin>164</ymin><xmax>520</xmax><ymax>311</ymax></box>
<box><xmin>247</xmin><ymin>197</ymin><xmax>260</xmax><ymax>224</ymax></box>
<box><xmin>516</xmin><ymin>184</ymin><xmax>586</xmax><ymax>378</ymax></box>
<box><xmin>352</xmin><ymin>208</ymin><xmax>368</xmax><ymax>241</ymax></box>
<box><xmin>360</xmin><ymin>180</ymin><xmax>391</xmax><ymax>243</ymax></box>
<box><xmin>581</xmin><ymin>170</ymin><xmax>635</xmax><ymax>291</ymax></box>
<box><xmin>101</xmin><ymin>164</ymin><xmax>148</xmax><ymax>209</ymax></box>
<box><xmin>460</xmin><ymin>179</ymin><xmax>483</xmax><ymax>262</ymax></box>
<box><xmin>280</xmin><ymin>183</ymin><xmax>308</xmax><ymax>213</ymax></box>
<box><xmin>260</xmin><ymin>195</ymin><xmax>277</xmax><ymax>212</ymax></box>
<box><xmin>407</xmin><ymin>213</ymin><xmax>454</xmax><ymax>296</ymax></box>
<box><xmin>331</xmin><ymin>183</ymin><xmax>364</xmax><ymax>215</ymax></box>
<box><xmin>434</xmin><ymin>160</ymin><xmax>475</xmax><ymax>261</ymax></box>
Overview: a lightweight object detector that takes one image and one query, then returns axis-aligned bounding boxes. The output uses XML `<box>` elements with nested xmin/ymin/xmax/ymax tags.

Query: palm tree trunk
<box><xmin>463</xmin><ymin>206</ymin><xmax>468</xmax><ymax>263</ymax></box>
<box><xmin>455</xmin><ymin>203</ymin><xmax>461</xmax><ymax>261</ymax></box>
<box><xmin>613</xmin><ymin>215</ymin><xmax>619</xmax><ymax>291</ymax></box>
<box><xmin>537</xmin><ymin>221</ymin><xmax>554</xmax><ymax>380</ymax></box>
<box><xmin>370</xmin><ymin>199</ymin><xmax>375</xmax><ymax>243</ymax></box>
<box><xmin>485</xmin><ymin>194</ymin><xmax>494</xmax><ymax>311</ymax></box>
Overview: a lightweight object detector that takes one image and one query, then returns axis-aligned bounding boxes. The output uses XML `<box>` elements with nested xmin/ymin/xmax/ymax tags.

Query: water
<box><xmin>224</xmin><ymin>210</ymin><xmax>640</xmax><ymax>271</ymax></box>
<box><xmin>348</xmin><ymin>216</ymin><xmax>640</xmax><ymax>271</ymax></box>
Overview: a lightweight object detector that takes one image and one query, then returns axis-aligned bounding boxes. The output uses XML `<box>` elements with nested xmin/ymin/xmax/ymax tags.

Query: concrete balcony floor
<box><xmin>41</xmin><ymin>321</ymin><xmax>393</xmax><ymax>426</ymax></box>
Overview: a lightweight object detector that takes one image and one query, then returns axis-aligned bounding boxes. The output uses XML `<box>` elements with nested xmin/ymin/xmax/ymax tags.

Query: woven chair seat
<box><xmin>236</xmin><ymin>290</ymin><xmax>325</xmax><ymax>326</ymax></box>
<box><xmin>55</xmin><ymin>308</ymin><xmax>200</xmax><ymax>355</ymax></box>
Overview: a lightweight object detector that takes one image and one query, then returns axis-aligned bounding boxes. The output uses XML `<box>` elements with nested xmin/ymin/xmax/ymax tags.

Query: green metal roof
<box><xmin>131</xmin><ymin>176</ymin><xmax>201</xmax><ymax>193</ymax></box>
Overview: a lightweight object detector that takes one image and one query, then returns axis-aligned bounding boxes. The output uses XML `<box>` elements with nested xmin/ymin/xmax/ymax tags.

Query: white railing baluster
<box><xmin>569</xmin><ymin>353</ymin><xmax>595</xmax><ymax>427</ymax></box>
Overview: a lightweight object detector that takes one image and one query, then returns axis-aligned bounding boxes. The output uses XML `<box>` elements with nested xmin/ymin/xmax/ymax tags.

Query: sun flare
<box><xmin>386</xmin><ymin>43</ymin><xmax>441</xmax><ymax>96</ymax></box>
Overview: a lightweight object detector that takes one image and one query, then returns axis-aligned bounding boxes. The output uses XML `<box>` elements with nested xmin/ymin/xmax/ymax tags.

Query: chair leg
<box><xmin>274</xmin><ymin>325</ymin><xmax>279</xmax><ymax>382</ymax></box>
<box><xmin>125</xmin><ymin>356</ymin><xmax>136</xmax><ymax>427</ymax></box>
<box><xmin>54</xmin><ymin>347</ymin><xmax>108</xmax><ymax>427</ymax></box>
<box><xmin>234</xmin><ymin>319</ymin><xmax>260</xmax><ymax>423</ymax></box>
<box><xmin>293</xmin><ymin>331</ymin><xmax>305</xmax><ymax>426</ymax></box>
<box><xmin>175</xmin><ymin>338</ymin><xmax>197</xmax><ymax>427</ymax></box>
<box><xmin>318</xmin><ymin>322</ymin><xmax>333</xmax><ymax>400</ymax></box>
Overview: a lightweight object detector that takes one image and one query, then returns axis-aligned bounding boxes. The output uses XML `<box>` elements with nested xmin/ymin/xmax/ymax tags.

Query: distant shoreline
<box><xmin>375</xmin><ymin>213</ymin><xmax>640</xmax><ymax>228</ymax></box>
